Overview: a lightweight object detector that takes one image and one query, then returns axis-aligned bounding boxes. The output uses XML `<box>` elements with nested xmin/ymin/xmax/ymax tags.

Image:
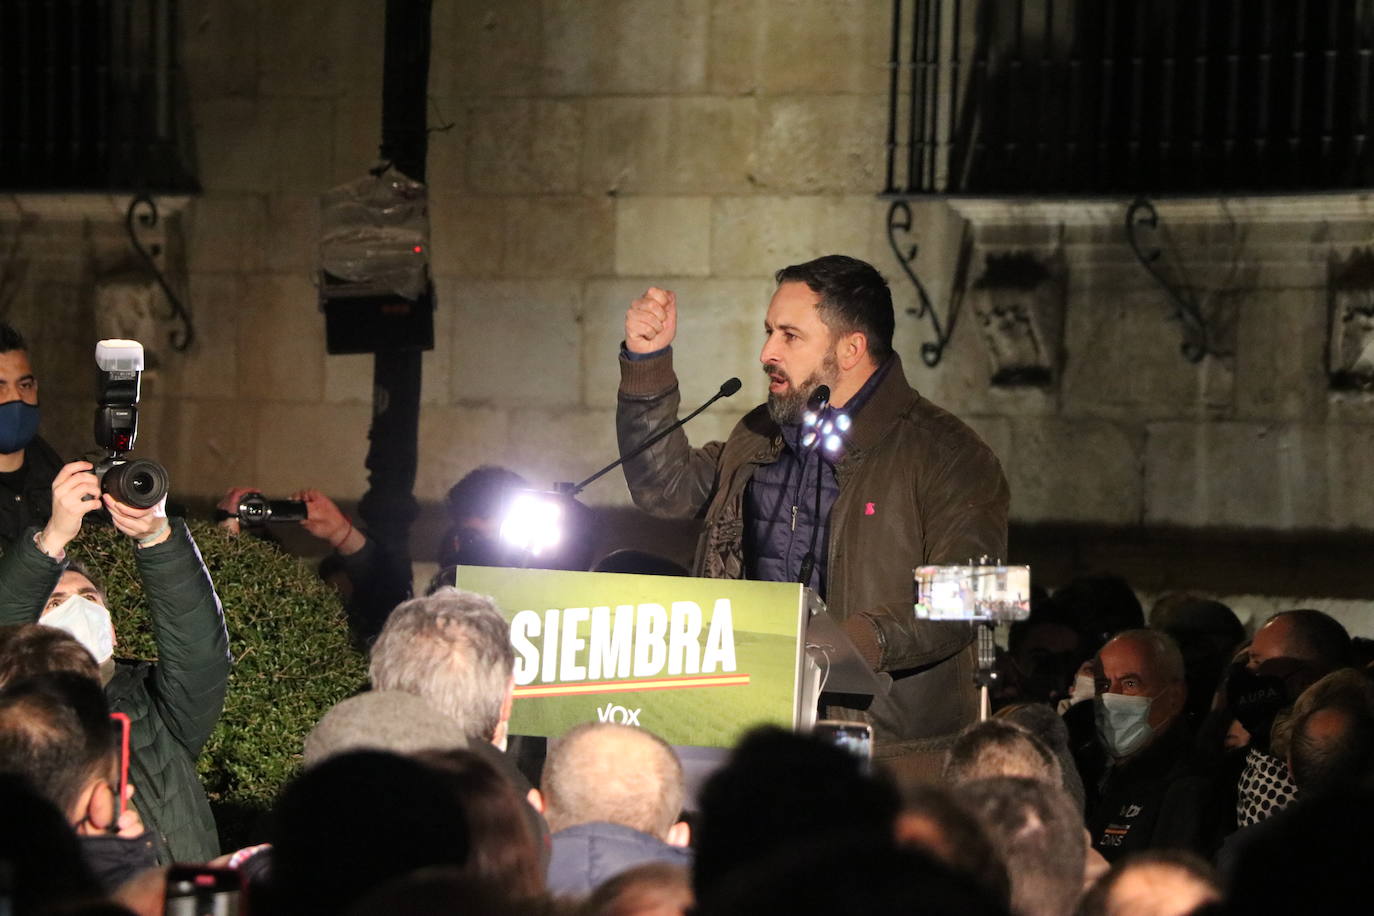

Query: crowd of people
<box><xmin>0</xmin><ymin>246</ymin><xmax>1372</xmax><ymax>916</ymax></box>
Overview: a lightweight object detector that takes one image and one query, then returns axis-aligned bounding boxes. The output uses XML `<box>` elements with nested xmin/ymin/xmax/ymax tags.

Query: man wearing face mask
<box><xmin>1082</xmin><ymin>629</ymin><xmax>1213</xmax><ymax>862</ymax></box>
<box><xmin>0</xmin><ymin>324</ymin><xmax>64</xmax><ymax>547</ymax></box>
<box><xmin>0</xmin><ymin>459</ymin><xmax>230</xmax><ymax>864</ymax></box>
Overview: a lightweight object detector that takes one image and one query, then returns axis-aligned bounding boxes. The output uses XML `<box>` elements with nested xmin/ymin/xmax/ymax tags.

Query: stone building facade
<box><xmin>0</xmin><ymin>1</ymin><xmax>1370</xmax><ymax>631</ymax></box>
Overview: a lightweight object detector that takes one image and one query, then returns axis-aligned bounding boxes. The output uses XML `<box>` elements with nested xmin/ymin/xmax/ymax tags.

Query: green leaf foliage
<box><xmin>68</xmin><ymin>521</ymin><xmax>369</xmax><ymax>811</ymax></box>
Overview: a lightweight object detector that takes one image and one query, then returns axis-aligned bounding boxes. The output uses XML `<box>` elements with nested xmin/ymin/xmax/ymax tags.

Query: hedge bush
<box><xmin>68</xmin><ymin>520</ymin><xmax>369</xmax><ymax>817</ymax></box>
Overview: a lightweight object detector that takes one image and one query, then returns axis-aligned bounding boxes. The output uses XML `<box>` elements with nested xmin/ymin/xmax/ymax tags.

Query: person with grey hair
<box><xmin>953</xmin><ymin>776</ymin><xmax>1086</xmax><ymax>916</ymax></box>
<box><xmin>368</xmin><ymin>588</ymin><xmax>516</xmax><ymax>749</ymax></box>
<box><xmin>541</xmin><ymin>722</ymin><xmax>691</xmax><ymax>896</ymax></box>
<box><xmin>1081</xmin><ymin>629</ymin><xmax>1215</xmax><ymax>863</ymax></box>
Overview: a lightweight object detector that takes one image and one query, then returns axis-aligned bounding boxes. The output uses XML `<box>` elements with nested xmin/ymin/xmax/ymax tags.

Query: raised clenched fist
<box><xmin>625</xmin><ymin>286</ymin><xmax>678</xmax><ymax>354</ymax></box>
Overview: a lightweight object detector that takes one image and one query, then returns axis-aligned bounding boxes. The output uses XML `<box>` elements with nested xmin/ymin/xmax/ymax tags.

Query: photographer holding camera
<box><xmin>217</xmin><ymin>486</ymin><xmax>409</xmax><ymax>644</ymax></box>
<box><xmin>0</xmin><ymin>459</ymin><xmax>231</xmax><ymax>864</ymax></box>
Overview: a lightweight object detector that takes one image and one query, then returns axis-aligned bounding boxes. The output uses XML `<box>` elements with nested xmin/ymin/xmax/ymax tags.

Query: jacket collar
<box><xmin>843</xmin><ymin>353</ymin><xmax>916</xmax><ymax>454</ymax></box>
<box><xmin>747</xmin><ymin>353</ymin><xmax>916</xmax><ymax>464</ymax></box>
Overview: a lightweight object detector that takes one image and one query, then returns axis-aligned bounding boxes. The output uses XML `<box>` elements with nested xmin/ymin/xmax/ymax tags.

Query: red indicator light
<box><xmin>413</xmin><ymin>245</ymin><xmax>423</xmax><ymax>254</ymax></box>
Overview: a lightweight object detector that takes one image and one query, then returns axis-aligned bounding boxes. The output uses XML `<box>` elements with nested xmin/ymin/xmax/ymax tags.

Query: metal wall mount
<box><xmin>886</xmin><ymin>198</ymin><xmax>974</xmax><ymax>367</ymax></box>
<box><xmin>1124</xmin><ymin>197</ymin><xmax>1227</xmax><ymax>363</ymax></box>
<box><xmin>124</xmin><ymin>195</ymin><xmax>194</xmax><ymax>351</ymax></box>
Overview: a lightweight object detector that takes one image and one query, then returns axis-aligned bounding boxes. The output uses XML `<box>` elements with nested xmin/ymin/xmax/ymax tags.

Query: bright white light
<box><xmin>802</xmin><ymin>410</ymin><xmax>818</xmax><ymax>427</ymax></box>
<box><xmin>499</xmin><ymin>491</ymin><xmax>565</xmax><ymax>557</ymax></box>
<box><xmin>836</xmin><ymin>413</ymin><xmax>851</xmax><ymax>431</ymax></box>
<box><xmin>821</xmin><ymin>420</ymin><xmax>834</xmax><ymax>435</ymax></box>
<box><xmin>824</xmin><ymin>434</ymin><xmax>842</xmax><ymax>453</ymax></box>
<box><xmin>801</xmin><ymin>431</ymin><xmax>817</xmax><ymax>448</ymax></box>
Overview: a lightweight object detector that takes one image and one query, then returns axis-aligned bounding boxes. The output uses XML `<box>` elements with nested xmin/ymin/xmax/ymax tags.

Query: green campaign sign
<box><xmin>451</xmin><ymin>566</ymin><xmax>809</xmax><ymax>747</ymax></box>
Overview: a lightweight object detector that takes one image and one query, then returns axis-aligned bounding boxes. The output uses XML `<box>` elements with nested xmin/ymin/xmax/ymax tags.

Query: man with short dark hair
<box><xmin>616</xmin><ymin>255</ymin><xmax>1009</xmax><ymax>744</ymax></box>
<box><xmin>541</xmin><ymin>722</ymin><xmax>691</xmax><ymax>896</ymax></box>
<box><xmin>0</xmin><ymin>671</ymin><xmax>157</xmax><ymax>889</ymax></box>
<box><xmin>0</xmin><ymin>323</ymin><xmax>63</xmax><ymax>546</ymax></box>
<box><xmin>1083</xmin><ymin>629</ymin><xmax>1212</xmax><ymax>861</ymax></box>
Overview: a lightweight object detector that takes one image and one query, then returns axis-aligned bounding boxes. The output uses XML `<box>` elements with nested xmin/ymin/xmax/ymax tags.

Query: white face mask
<box><xmin>40</xmin><ymin>594</ymin><xmax>115</xmax><ymax>665</ymax></box>
<box><xmin>1095</xmin><ymin>692</ymin><xmax>1154</xmax><ymax>758</ymax></box>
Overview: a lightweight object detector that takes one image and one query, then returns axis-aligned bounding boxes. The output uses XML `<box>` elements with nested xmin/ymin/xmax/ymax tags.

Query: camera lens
<box><xmin>102</xmin><ymin>458</ymin><xmax>170</xmax><ymax>509</ymax></box>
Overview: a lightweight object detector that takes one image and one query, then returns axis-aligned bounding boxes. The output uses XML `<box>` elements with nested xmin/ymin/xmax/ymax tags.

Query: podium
<box><xmin>450</xmin><ymin>566</ymin><xmax>887</xmax><ymax>748</ymax></box>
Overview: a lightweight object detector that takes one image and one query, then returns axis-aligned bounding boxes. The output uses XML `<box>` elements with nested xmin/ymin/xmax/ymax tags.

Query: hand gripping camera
<box><xmin>92</xmin><ymin>340</ymin><xmax>169</xmax><ymax>509</ymax></box>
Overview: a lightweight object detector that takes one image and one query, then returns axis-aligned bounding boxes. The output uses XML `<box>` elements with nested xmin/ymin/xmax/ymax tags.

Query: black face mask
<box><xmin>1227</xmin><ymin>664</ymin><xmax>1287</xmax><ymax>752</ymax></box>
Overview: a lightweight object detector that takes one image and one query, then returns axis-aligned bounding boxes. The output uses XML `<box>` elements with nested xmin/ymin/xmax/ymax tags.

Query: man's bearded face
<box><xmin>765</xmin><ymin>347</ymin><xmax>839</xmax><ymax>425</ymax></box>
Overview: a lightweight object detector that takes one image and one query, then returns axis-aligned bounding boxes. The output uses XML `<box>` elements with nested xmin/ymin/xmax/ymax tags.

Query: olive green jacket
<box><xmin>0</xmin><ymin>520</ymin><xmax>230</xmax><ymax>862</ymax></box>
<box><xmin>617</xmin><ymin>350</ymin><xmax>1009</xmax><ymax>742</ymax></box>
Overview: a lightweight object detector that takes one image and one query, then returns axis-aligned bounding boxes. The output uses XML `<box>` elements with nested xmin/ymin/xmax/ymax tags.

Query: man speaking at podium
<box><xmin>616</xmin><ymin>255</ymin><xmax>1009</xmax><ymax>747</ymax></box>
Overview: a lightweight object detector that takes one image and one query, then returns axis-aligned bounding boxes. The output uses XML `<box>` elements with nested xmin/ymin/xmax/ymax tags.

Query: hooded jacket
<box><xmin>616</xmin><ymin>350</ymin><xmax>1009</xmax><ymax>742</ymax></box>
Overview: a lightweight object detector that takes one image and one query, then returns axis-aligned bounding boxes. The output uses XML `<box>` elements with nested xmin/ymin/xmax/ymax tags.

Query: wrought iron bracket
<box><xmin>125</xmin><ymin>194</ymin><xmax>194</xmax><ymax>352</ymax></box>
<box><xmin>886</xmin><ymin>198</ymin><xmax>972</xmax><ymax>367</ymax></box>
<box><xmin>1124</xmin><ymin>197</ymin><xmax>1217</xmax><ymax>363</ymax></box>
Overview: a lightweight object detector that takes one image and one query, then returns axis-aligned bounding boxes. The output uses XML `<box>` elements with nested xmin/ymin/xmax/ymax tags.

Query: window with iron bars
<box><xmin>0</xmin><ymin>0</ymin><xmax>198</xmax><ymax>193</ymax></box>
<box><xmin>884</xmin><ymin>0</ymin><xmax>1374</xmax><ymax>196</ymax></box>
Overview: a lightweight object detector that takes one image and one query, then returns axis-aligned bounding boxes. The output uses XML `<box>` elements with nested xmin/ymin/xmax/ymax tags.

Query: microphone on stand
<box><xmin>562</xmin><ymin>377</ymin><xmax>743</xmax><ymax>497</ymax></box>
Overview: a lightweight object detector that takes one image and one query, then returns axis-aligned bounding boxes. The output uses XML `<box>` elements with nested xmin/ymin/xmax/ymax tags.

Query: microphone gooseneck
<box><xmin>567</xmin><ymin>377</ymin><xmax>743</xmax><ymax>496</ymax></box>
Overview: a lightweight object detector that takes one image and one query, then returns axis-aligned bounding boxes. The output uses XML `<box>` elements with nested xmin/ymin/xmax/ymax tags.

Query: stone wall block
<box><xmin>1059</xmin><ymin>272</ymin><xmax>1220</xmax><ymax>419</ymax></box>
<box><xmin>466</xmin><ymin>100</ymin><xmax>583</xmax><ymax>194</ymax></box>
<box><xmin>185</xmin><ymin>195</ymin><xmax>267</xmax><ymax>273</ymax></box>
<box><xmin>616</xmin><ymin>197</ymin><xmax>712</xmax><ymax>277</ymax></box>
<box><xmin>135</xmin><ymin>397</ymin><xmax>260</xmax><ymax>503</ymax></box>
<box><xmin>506</xmin><ymin>406</ymin><xmax>622</xmax><ymax>498</ymax></box>
<box><xmin>447</xmin><ymin>280</ymin><xmax>581</xmax><ymax>408</ymax></box>
<box><xmin>708</xmin><ymin>0</ymin><xmax>764</xmax><ymax>93</ymax></box>
<box><xmin>181</xmin><ymin>0</ymin><xmax>258</xmax><ymax>99</ymax></box>
<box><xmin>501</xmin><ymin>196</ymin><xmax>615</xmax><ymax>277</ymax></box>
<box><xmin>415</xmin><ymin>405</ymin><xmax>512</xmax><ymax>502</ymax></box>
<box><xmin>332</xmin><ymin>94</ymin><xmax>386</xmax><ymax>189</ymax></box>
<box><xmin>759</xmin><ymin>0</ymin><xmax>889</xmax><ymax>94</ymax></box>
<box><xmin>582</xmin><ymin>278</ymin><xmax>774</xmax><ymax>411</ymax></box>
<box><xmin>543</xmin><ymin>0</ymin><xmax>709</xmax><ymax>95</ymax></box>
<box><xmin>264</xmin><ymin>195</ymin><xmax>320</xmax><ymax>273</ymax></box>
<box><xmin>161</xmin><ymin>273</ymin><xmax>244</xmax><ymax>400</ymax></box>
<box><xmin>582</xmin><ymin>98</ymin><xmax>758</xmax><ymax>194</ymax></box>
<box><xmin>238</xmin><ymin>274</ymin><xmax>326</xmax><ymax>402</ymax></box>
<box><xmin>1325</xmin><ymin>425</ymin><xmax>1374</xmax><ymax>529</ymax></box>
<box><xmin>755</xmin><ymin>96</ymin><xmax>886</xmax><ymax>192</ymax></box>
<box><xmin>261</xmin><ymin>98</ymin><xmax>338</xmax><ymax>196</ymax></box>
<box><xmin>192</xmin><ymin>98</ymin><xmax>263</xmax><ymax>192</ymax></box>
<box><xmin>711</xmin><ymin>195</ymin><xmax>873</xmax><ymax>277</ymax></box>
<box><xmin>254</xmin><ymin>402</ymin><xmax>374</xmax><ymax>499</ymax></box>
<box><xmin>1144</xmin><ymin>422</ymin><xmax>1330</xmax><ymax>529</ymax></box>
<box><xmin>445</xmin><ymin>0</ymin><xmax>544</xmax><ymax>97</ymax></box>
<box><xmin>1007</xmin><ymin>417</ymin><xmax>1143</xmax><ymax>525</ymax></box>
<box><xmin>429</xmin><ymin>194</ymin><xmax>507</xmax><ymax>279</ymax></box>
<box><xmin>257</xmin><ymin>0</ymin><xmax>383</xmax><ymax>99</ymax></box>
<box><xmin>1234</xmin><ymin>287</ymin><xmax>1327</xmax><ymax>421</ymax></box>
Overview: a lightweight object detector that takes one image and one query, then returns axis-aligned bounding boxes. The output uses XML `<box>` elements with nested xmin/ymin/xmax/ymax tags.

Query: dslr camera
<box><xmin>219</xmin><ymin>492</ymin><xmax>308</xmax><ymax>527</ymax></box>
<box><xmin>91</xmin><ymin>339</ymin><xmax>169</xmax><ymax>509</ymax></box>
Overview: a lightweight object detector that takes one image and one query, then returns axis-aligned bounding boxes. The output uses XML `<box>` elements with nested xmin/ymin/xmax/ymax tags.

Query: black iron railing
<box><xmin>884</xmin><ymin>0</ymin><xmax>1374</xmax><ymax>196</ymax></box>
<box><xmin>0</xmin><ymin>0</ymin><xmax>197</xmax><ymax>192</ymax></box>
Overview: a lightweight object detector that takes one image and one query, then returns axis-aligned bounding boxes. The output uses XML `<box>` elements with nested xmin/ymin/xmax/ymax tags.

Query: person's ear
<box><xmin>73</xmin><ymin>779</ymin><xmax>115</xmax><ymax>836</ymax></box>
<box><xmin>837</xmin><ymin>332</ymin><xmax>868</xmax><ymax>372</ymax></box>
<box><xmin>665</xmin><ymin>820</ymin><xmax>691</xmax><ymax>847</ymax></box>
<box><xmin>500</xmin><ymin>676</ymin><xmax>515</xmax><ymax>725</ymax></box>
<box><xmin>526</xmin><ymin>787</ymin><xmax>544</xmax><ymax>814</ymax></box>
